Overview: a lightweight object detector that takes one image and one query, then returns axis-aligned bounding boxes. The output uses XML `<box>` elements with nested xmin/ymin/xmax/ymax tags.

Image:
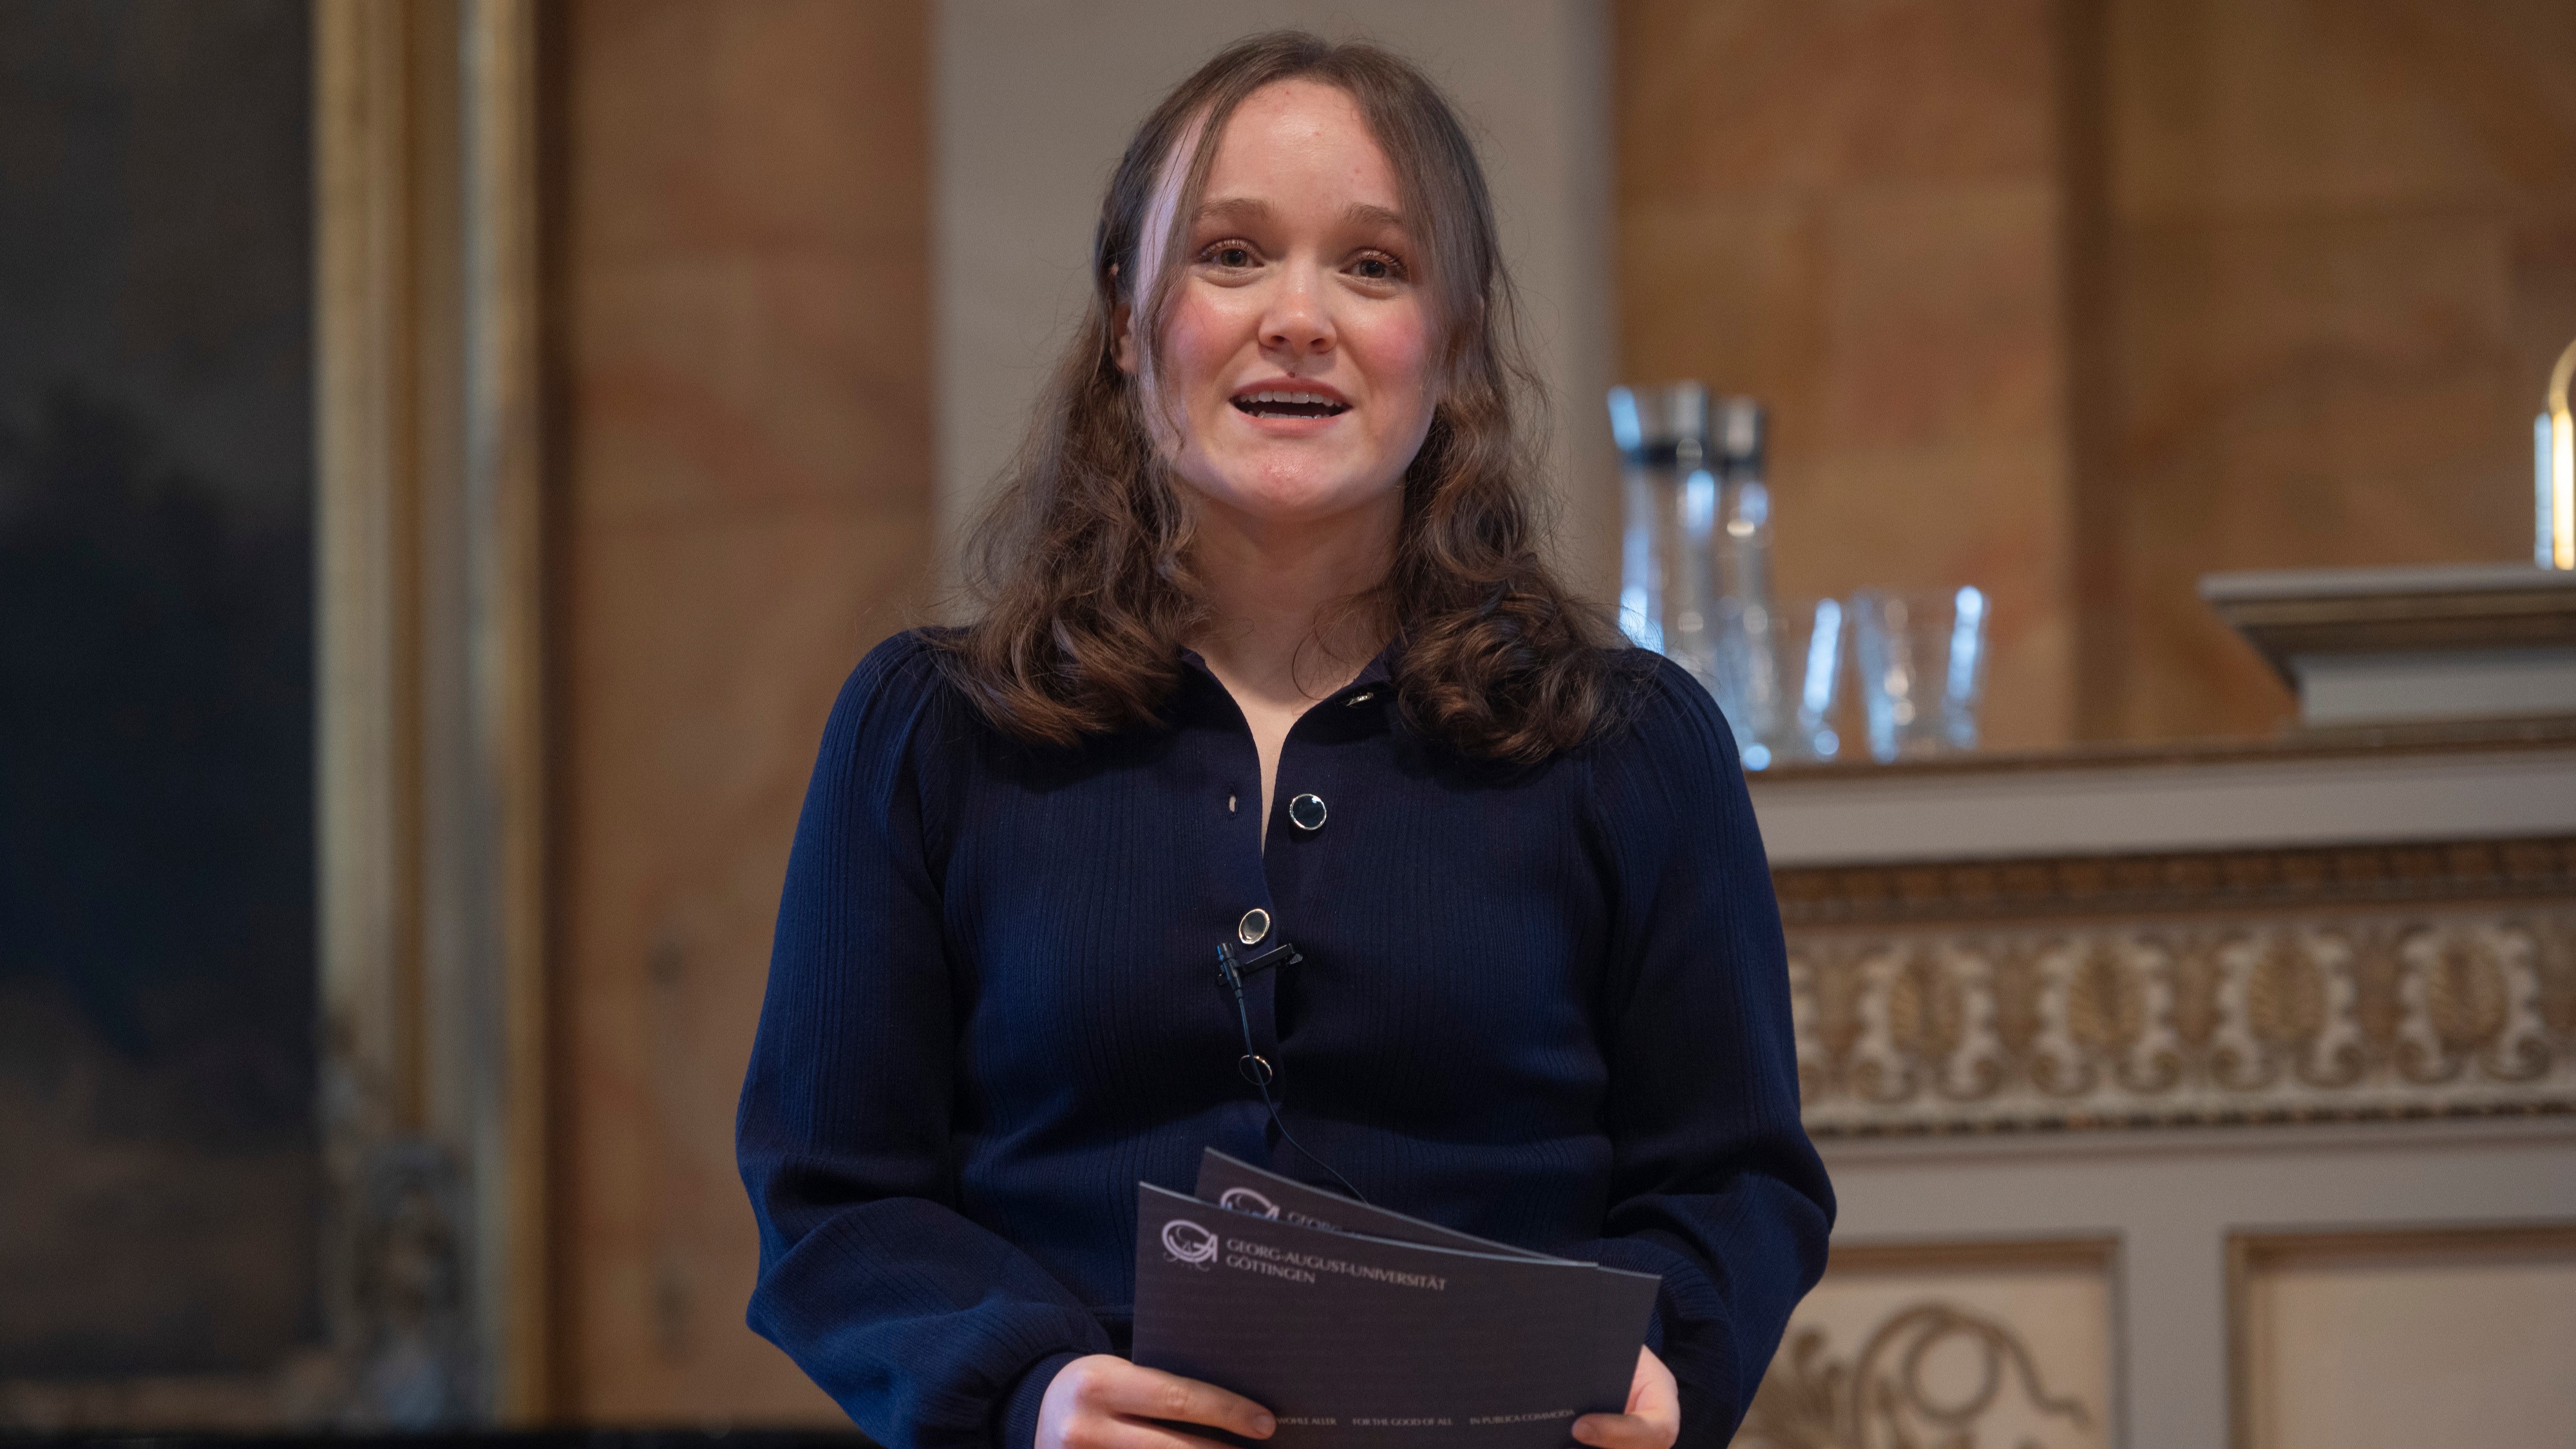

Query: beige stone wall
<box><xmin>549</xmin><ymin>0</ymin><xmax>931</xmax><ymax>1421</ymax></box>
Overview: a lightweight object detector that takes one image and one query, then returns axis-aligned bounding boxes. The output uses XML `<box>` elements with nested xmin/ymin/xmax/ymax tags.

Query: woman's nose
<box><xmin>1260</xmin><ymin>267</ymin><xmax>1334</xmax><ymax>355</ymax></box>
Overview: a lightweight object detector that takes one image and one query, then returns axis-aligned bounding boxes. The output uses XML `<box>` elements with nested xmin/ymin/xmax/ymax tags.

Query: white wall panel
<box><xmin>2241</xmin><ymin>1229</ymin><xmax>2576</xmax><ymax>1449</ymax></box>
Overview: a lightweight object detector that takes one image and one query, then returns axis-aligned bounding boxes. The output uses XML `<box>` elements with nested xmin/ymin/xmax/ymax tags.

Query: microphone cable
<box><xmin>1218</xmin><ymin>942</ymin><xmax>1370</xmax><ymax>1206</ymax></box>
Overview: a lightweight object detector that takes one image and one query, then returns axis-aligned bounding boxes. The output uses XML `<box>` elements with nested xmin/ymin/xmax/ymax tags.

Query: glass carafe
<box><xmin>1707</xmin><ymin>398</ymin><xmax>1780</xmax><ymax>764</ymax></box>
<box><xmin>1609</xmin><ymin>382</ymin><xmax>1720</xmax><ymax>693</ymax></box>
<box><xmin>1609</xmin><ymin>384</ymin><xmax>1782</xmax><ymax>763</ymax></box>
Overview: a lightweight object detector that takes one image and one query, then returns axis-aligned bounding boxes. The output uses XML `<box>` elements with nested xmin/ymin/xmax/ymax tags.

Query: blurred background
<box><xmin>3</xmin><ymin>1</ymin><xmax>2571</xmax><ymax>1445</ymax></box>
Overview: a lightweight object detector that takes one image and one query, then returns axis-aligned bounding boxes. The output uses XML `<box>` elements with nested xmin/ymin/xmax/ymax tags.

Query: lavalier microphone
<box><xmin>1214</xmin><ymin>933</ymin><xmax>1370</xmax><ymax>1205</ymax></box>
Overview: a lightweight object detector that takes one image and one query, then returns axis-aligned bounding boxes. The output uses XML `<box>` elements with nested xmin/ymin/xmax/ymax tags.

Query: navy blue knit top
<box><xmin>737</xmin><ymin>629</ymin><xmax>1833</xmax><ymax>1449</ymax></box>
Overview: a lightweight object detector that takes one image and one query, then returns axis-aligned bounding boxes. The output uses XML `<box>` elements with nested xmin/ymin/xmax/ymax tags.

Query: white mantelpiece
<box><xmin>2199</xmin><ymin>562</ymin><xmax>2576</xmax><ymax>726</ymax></box>
<box><xmin>1747</xmin><ymin>721</ymin><xmax>2576</xmax><ymax>866</ymax></box>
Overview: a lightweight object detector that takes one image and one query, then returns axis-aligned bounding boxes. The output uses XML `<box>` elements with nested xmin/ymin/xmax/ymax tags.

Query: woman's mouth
<box><xmin>1231</xmin><ymin>388</ymin><xmax>1350</xmax><ymax>420</ymax></box>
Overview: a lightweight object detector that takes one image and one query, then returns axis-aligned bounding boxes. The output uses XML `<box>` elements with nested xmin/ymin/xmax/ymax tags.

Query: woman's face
<box><xmin>1119</xmin><ymin>80</ymin><xmax>1439</xmax><ymax>533</ymax></box>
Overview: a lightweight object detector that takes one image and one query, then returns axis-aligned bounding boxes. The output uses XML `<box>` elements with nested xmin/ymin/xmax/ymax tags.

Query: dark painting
<box><xmin>0</xmin><ymin>0</ymin><xmax>318</xmax><ymax>1374</ymax></box>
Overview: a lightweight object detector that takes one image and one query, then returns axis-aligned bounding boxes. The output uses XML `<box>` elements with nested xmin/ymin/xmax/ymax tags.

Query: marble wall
<box><xmin>550</xmin><ymin>0</ymin><xmax>929</xmax><ymax>1421</ymax></box>
<box><xmin>1614</xmin><ymin>0</ymin><xmax>2081</xmax><ymax>750</ymax></box>
<box><xmin>1615</xmin><ymin>0</ymin><xmax>2576</xmax><ymax>744</ymax></box>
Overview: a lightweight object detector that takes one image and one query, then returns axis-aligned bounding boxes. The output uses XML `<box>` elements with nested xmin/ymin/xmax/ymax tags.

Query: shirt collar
<box><xmin>1176</xmin><ymin>636</ymin><xmax>1399</xmax><ymax>705</ymax></box>
<box><xmin>1343</xmin><ymin>639</ymin><xmax>1397</xmax><ymax>701</ymax></box>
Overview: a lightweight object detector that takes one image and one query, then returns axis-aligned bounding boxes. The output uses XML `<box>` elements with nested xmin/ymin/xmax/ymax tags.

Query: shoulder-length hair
<box><xmin>938</xmin><ymin>29</ymin><xmax>1626</xmax><ymax>764</ymax></box>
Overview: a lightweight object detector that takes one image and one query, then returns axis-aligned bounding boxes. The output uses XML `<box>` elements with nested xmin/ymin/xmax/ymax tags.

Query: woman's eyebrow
<box><xmin>1191</xmin><ymin>197</ymin><xmax>1408</xmax><ymax>235</ymax></box>
<box><xmin>1195</xmin><ymin>196</ymin><xmax>1273</xmax><ymax>226</ymax></box>
<box><xmin>1341</xmin><ymin>202</ymin><xmax>1406</xmax><ymax>234</ymax></box>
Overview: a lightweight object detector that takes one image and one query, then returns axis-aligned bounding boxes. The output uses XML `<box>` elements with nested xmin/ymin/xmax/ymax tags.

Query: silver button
<box><xmin>1238</xmin><ymin>907</ymin><xmax>1271</xmax><ymax>945</ymax></box>
<box><xmin>1347</xmin><ymin>689</ymin><xmax>1376</xmax><ymax>706</ymax></box>
<box><xmin>1287</xmin><ymin>793</ymin><xmax>1328</xmax><ymax>831</ymax></box>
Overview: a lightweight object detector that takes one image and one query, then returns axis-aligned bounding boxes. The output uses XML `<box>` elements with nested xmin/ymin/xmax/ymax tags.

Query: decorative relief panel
<box><xmin>1736</xmin><ymin>1241</ymin><xmax>2112</xmax><ymax>1449</ymax></box>
<box><xmin>1776</xmin><ymin>840</ymin><xmax>2576</xmax><ymax>1135</ymax></box>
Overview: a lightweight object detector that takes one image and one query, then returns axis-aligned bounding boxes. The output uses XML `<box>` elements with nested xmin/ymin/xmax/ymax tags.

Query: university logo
<box><xmin>1160</xmin><ymin>1217</ymin><xmax>1220</xmax><ymax>1267</ymax></box>
<box><xmin>1218</xmin><ymin>1187</ymin><xmax>1282</xmax><ymax>1218</ymax></box>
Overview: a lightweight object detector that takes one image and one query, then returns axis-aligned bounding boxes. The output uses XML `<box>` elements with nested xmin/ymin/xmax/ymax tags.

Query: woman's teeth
<box><xmin>1233</xmin><ymin>390</ymin><xmax>1350</xmax><ymax>419</ymax></box>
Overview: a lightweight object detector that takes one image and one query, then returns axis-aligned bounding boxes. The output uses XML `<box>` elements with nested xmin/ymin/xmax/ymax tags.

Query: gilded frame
<box><xmin>314</xmin><ymin>0</ymin><xmax>549</xmax><ymax>1423</ymax></box>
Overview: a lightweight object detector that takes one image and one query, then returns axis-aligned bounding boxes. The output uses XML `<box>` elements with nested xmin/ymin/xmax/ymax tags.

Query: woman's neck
<box><xmin>1186</xmin><ymin>491</ymin><xmax>1397</xmax><ymax>839</ymax></box>
<box><xmin>1186</xmin><ymin>493</ymin><xmax>1396</xmax><ymax>708</ymax></box>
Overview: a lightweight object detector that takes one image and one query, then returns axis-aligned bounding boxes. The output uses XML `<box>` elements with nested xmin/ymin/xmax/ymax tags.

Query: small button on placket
<box><xmin>1238</xmin><ymin>907</ymin><xmax>1271</xmax><ymax>946</ymax></box>
<box><xmin>1287</xmin><ymin>792</ymin><xmax>1327</xmax><ymax>832</ymax></box>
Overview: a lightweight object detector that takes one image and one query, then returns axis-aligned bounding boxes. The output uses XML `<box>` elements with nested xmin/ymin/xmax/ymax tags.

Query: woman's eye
<box><xmin>1202</xmin><ymin>242</ymin><xmax>1257</xmax><ymax>269</ymax></box>
<box><xmin>1350</xmin><ymin>252</ymin><xmax>1406</xmax><ymax>282</ymax></box>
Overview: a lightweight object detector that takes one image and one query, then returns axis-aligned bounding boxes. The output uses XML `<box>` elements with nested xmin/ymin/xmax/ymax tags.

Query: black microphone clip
<box><xmin>1216</xmin><ymin>936</ymin><xmax>1302</xmax><ymax>996</ymax></box>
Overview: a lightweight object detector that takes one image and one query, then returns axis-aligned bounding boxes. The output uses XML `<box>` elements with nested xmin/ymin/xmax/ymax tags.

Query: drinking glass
<box><xmin>1769</xmin><ymin>597</ymin><xmax>1846</xmax><ymax>763</ymax></box>
<box><xmin>1696</xmin><ymin>596</ymin><xmax>1844</xmax><ymax>768</ymax></box>
<box><xmin>1852</xmin><ymin>587</ymin><xmax>1989</xmax><ymax>761</ymax></box>
<box><xmin>1707</xmin><ymin>598</ymin><xmax>1779</xmax><ymax>768</ymax></box>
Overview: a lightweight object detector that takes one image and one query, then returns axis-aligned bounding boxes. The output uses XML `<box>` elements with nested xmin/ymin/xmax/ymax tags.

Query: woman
<box><xmin>738</xmin><ymin>31</ymin><xmax>1832</xmax><ymax>1449</ymax></box>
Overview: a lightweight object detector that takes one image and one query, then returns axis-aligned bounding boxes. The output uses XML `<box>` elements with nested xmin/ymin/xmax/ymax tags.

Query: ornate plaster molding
<box><xmin>1778</xmin><ymin>838</ymin><xmax>2576</xmax><ymax>1135</ymax></box>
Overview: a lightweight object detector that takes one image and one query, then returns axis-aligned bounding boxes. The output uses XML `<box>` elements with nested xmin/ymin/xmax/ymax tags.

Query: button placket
<box><xmin>1195</xmin><ymin>682</ymin><xmax>1280</xmax><ymax>1077</ymax></box>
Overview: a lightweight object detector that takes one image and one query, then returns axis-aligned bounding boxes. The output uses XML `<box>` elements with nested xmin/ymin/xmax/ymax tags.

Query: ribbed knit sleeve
<box><xmin>737</xmin><ymin>632</ymin><xmax>1111</xmax><ymax>1449</ymax></box>
<box><xmin>1573</xmin><ymin>656</ymin><xmax>1836</xmax><ymax>1447</ymax></box>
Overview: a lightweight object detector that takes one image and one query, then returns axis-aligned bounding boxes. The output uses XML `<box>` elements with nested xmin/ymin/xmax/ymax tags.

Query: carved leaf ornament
<box><xmin>1786</xmin><ymin>911</ymin><xmax>2576</xmax><ymax>1134</ymax></box>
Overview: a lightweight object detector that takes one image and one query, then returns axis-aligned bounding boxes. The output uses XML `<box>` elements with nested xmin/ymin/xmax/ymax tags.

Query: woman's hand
<box><xmin>1034</xmin><ymin>1354</ymin><xmax>1276</xmax><ymax>1449</ymax></box>
<box><xmin>1571</xmin><ymin>1345</ymin><xmax>1680</xmax><ymax>1449</ymax></box>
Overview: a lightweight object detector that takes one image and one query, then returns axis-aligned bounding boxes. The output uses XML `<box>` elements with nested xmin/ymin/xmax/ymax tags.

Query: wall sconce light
<box><xmin>2543</xmin><ymin>336</ymin><xmax>2574</xmax><ymax>571</ymax></box>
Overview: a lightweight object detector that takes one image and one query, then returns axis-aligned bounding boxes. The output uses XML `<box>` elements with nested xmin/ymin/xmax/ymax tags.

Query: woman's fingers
<box><xmin>1086</xmin><ymin>1359</ymin><xmax>1277</xmax><ymax>1439</ymax></box>
<box><xmin>1625</xmin><ymin>1345</ymin><xmax>1680</xmax><ymax>1423</ymax></box>
<box><xmin>1571</xmin><ymin>1346</ymin><xmax>1678</xmax><ymax>1449</ymax></box>
<box><xmin>1066</xmin><ymin>1414</ymin><xmax>1249</xmax><ymax>1449</ymax></box>
<box><xmin>1039</xmin><ymin>1356</ymin><xmax>1273</xmax><ymax>1449</ymax></box>
<box><xmin>1569</xmin><ymin>1411</ymin><xmax>1655</xmax><ymax>1449</ymax></box>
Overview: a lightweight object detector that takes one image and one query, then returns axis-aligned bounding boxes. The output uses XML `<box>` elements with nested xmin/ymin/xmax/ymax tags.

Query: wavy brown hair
<box><xmin>938</xmin><ymin>30</ymin><xmax>1630</xmax><ymax>763</ymax></box>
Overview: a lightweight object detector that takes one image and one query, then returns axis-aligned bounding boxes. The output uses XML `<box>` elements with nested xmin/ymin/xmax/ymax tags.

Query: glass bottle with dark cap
<box><xmin>1712</xmin><ymin>397</ymin><xmax>1772</xmax><ymax>626</ymax></box>
<box><xmin>1608</xmin><ymin>382</ymin><xmax>1719</xmax><ymax>694</ymax></box>
<box><xmin>1609</xmin><ymin>384</ymin><xmax>1782</xmax><ymax>765</ymax></box>
<box><xmin>1707</xmin><ymin>397</ymin><xmax>1782</xmax><ymax>766</ymax></box>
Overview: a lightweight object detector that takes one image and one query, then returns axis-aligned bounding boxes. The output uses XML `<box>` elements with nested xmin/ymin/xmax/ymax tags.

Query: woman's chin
<box><xmin>1188</xmin><ymin>475</ymin><xmax>1397</xmax><ymax>531</ymax></box>
<box><xmin>1168</xmin><ymin>448</ymin><xmax>1389</xmax><ymax>520</ymax></box>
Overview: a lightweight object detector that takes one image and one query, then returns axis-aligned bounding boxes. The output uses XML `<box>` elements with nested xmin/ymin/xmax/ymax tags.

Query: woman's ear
<box><xmin>1112</xmin><ymin>301</ymin><xmax>1138</xmax><ymax>376</ymax></box>
<box><xmin>1109</xmin><ymin>265</ymin><xmax>1138</xmax><ymax>377</ymax></box>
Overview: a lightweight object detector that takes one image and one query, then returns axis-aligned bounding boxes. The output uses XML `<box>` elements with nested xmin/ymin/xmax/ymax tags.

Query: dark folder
<box><xmin>1129</xmin><ymin>1152</ymin><xmax>1661</xmax><ymax>1448</ymax></box>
